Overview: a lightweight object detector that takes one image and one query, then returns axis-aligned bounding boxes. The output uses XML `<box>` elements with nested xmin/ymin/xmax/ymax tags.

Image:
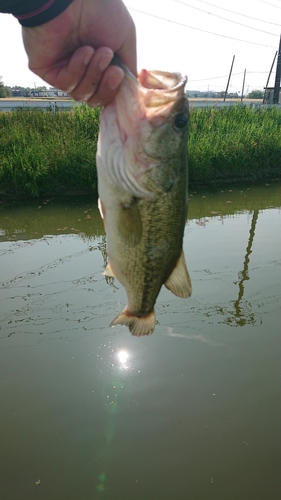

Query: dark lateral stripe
<box><xmin>15</xmin><ymin>0</ymin><xmax>73</xmax><ymax>27</ymax></box>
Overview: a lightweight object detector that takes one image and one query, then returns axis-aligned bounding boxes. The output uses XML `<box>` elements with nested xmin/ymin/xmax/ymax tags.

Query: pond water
<box><xmin>0</xmin><ymin>181</ymin><xmax>280</xmax><ymax>500</ymax></box>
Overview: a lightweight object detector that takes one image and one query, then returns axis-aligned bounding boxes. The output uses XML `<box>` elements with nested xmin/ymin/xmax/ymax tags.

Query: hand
<box><xmin>21</xmin><ymin>0</ymin><xmax>137</xmax><ymax>107</ymax></box>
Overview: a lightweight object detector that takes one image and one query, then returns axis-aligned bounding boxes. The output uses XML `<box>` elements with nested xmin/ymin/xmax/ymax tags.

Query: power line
<box><xmin>258</xmin><ymin>0</ymin><xmax>281</xmax><ymax>8</ymax></box>
<box><xmin>186</xmin><ymin>84</ymin><xmax>265</xmax><ymax>90</ymax></box>
<box><xmin>174</xmin><ymin>0</ymin><xmax>279</xmax><ymax>36</ymax></box>
<box><xmin>193</xmin><ymin>0</ymin><xmax>281</xmax><ymax>27</ymax></box>
<box><xmin>188</xmin><ymin>72</ymin><xmax>244</xmax><ymax>82</ymax></box>
<box><xmin>188</xmin><ymin>71</ymin><xmax>273</xmax><ymax>82</ymax></box>
<box><xmin>128</xmin><ymin>7</ymin><xmax>277</xmax><ymax>48</ymax></box>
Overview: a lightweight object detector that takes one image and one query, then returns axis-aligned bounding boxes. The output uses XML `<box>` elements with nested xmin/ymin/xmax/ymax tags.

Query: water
<box><xmin>0</xmin><ymin>182</ymin><xmax>280</xmax><ymax>500</ymax></box>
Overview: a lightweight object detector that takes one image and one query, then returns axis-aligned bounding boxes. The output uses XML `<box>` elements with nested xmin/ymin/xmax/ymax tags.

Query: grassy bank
<box><xmin>0</xmin><ymin>105</ymin><xmax>280</xmax><ymax>199</ymax></box>
<box><xmin>188</xmin><ymin>105</ymin><xmax>281</xmax><ymax>183</ymax></box>
<box><xmin>0</xmin><ymin>105</ymin><xmax>99</xmax><ymax>198</ymax></box>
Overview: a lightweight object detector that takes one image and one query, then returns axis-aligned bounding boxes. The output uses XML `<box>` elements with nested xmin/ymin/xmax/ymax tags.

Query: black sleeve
<box><xmin>0</xmin><ymin>0</ymin><xmax>73</xmax><ymax>27</ymax></box>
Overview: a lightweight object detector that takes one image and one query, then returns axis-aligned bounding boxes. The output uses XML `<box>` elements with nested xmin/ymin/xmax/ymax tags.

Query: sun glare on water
<box><xmin>117</xmin><ymin>350</ymin><xmax>130</xmax><ymax>371</ymax></box>
<box><xmin>117</xmin><ymin>350</ymin><xmax>129</xmax><ymax>365</ymax></box>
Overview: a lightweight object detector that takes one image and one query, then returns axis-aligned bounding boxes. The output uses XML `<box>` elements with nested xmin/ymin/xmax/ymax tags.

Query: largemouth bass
<box><xmin>96</xmin><ymin>60</ymin><xmax>191</xmax><ymax>336</ymax></box>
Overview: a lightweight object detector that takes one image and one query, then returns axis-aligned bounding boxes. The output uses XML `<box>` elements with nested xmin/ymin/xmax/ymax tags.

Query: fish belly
<box><xmin>98</xmin><ymin>164</ymin><xmax>188</xmax><ymax>335</ymax></box>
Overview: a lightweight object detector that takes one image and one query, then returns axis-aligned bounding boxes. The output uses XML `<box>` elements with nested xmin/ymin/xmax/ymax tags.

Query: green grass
<box><xmin>0</xmin><ymin>105</ymin><xmax>280</xmax><ymax>198</ymax></box>
<box><xmin>188</xmin><ymin>105</ymin><xmax>281</xmax><ymax>183</ymax></box>
<box><xmin>0</xmin><ymin>105</ymin><xmax>99</xmax><ymax>197</ymax></box>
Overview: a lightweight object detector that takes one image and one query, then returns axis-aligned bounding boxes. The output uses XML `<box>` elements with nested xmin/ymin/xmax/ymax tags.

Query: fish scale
<box><xmin>97</xmin><ymin>60</ymin><xmax>192</xmax><ymax>336</ymax></box>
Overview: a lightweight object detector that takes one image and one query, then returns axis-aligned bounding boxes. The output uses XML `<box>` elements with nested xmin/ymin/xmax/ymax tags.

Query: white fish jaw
<box><xmin>97</xmin><ymin>65</ymin><xmax>187</xmax><ymax>199</ymax></box>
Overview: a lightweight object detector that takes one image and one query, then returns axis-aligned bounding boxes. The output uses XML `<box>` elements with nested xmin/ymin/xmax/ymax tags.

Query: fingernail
<box><xmin>108</xmin><ymin>72</ymin><xmax>124</xmax><ymax>90</ymax></box>
<box><xmin>99</xmin><ymin>53</ymin><xmax>114</xmax><ymax>72</ymax></box>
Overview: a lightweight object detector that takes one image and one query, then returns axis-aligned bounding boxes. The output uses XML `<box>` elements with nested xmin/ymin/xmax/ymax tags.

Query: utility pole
<box><xmin>223</xmin><ymin>55</ymin><xmax>235</xmax><ymax>102</ymax></box>
<box><xmin>241</xmin><ymin>69</ymin><xmax>246</xmax><ymax>103</ymax></box>
<box><xmin>273</xmin><ymin>34</ymin><xmax>281</xmax><ymax>104</ymax></box>
<box><xmin>263</xmin><ymin>51</ymin><xmax>277</xmax><ymax>104</ymax></box>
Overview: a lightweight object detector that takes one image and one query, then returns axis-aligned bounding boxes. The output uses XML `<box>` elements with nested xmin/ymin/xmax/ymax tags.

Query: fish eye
<box><xmin>174</xmin><ymin>113</ymin><xmax>188</xmax><ymax>129</ymax></box>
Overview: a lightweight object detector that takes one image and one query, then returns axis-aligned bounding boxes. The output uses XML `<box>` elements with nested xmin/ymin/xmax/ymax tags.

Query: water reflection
<box><xmin>0</xmin><ymin>183</ymin><xmax>280</xmax><ymax>500</ymax></box>
<box><xmin>0</xmin><ymin>185</ymin><xmax>280</xmax><ymax>339</ymax></box>
<box><xmin>215</xmin><ymin>209</ymin><xmax>260</xmax><ymax>327</ymax></box>
<box><xmin>233</xmin><ymin>209</ymin><xmax>259</xmax><ymax>326</ymax></box>
<box><xmin>0</xmin><ymin>196</ymin><xmax>105</xmax><ymax>242</ymax></box>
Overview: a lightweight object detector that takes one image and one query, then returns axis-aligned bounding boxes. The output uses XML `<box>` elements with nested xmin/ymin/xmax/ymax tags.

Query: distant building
<box><xmin>263</xmin><ymin>87</ymin><xmax>281</xmax><ymax>104</ymax></box>
<box><xmin>48</xmin><ymin>88</ymin><xmax>68</xmax><ymax>98</ymax></box>
<box><xmin>31</xmin><ymin>91</ymin><xmax>48</xmax><ymax>97</ymax></box>
<box><xmin>11</xmin><ymin>89</ymin><xmax>30</xmax><ymax>97</ymax></box>
<box><xmin>46</xmin><ymin>89</ymin><xmax>57</xmax><ymax>97</ymax></box>
<box><xmin>30</xmin><ymin>88</ymin><xmax>69</xmax><ymax>98</ymax></box>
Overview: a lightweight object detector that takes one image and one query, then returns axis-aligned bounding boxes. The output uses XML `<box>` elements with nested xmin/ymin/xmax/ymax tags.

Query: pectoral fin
<box><xmin>118</xmin><ymin>197</ymin><xmax>143</xmax><ymax>247</ymax></box>
<box><xmin>98</xmin><ymin>198</ymin><xmax>104</xmax><ymax>219</ymax></box>
<box><xmin>165</xmin><ymin>250</ymin><xmax>192</xmax><ymax>298</ymax></box>
<box><xmin>103</xmin><ymin>262</ymin><xmax>115</xmax><ymax>278</ymax></box>
<box><xmin>98</xmin><ymin>198</ymin><xmax>107</xmax><ymax>231</ymax></box>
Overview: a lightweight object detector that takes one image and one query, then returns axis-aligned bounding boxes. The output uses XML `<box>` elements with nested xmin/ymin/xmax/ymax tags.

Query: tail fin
<box><xmin>110</xmin><ymin>308</ymin><xmax>155</xmax><ymax>336</ymax></box>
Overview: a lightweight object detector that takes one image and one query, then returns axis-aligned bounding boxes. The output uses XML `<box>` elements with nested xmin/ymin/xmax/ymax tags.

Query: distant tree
<box><xmin>11</xmin><ymin>86</ymin><xmax>31</xmax><ymax>97</ymax></box>
<box><xmin>247</xmin><ymin>90</ymin><xmax>263</xmax><ymax>99</ymax></box>
<box><xmin>0</xmin><ymin>79</ymin><xmax>7</xmax><ymax>97</ymax></box>
<box><xmin>0</xmin><ymin>77</ymin><xmax>13</xmax><ymax>97</ymax></box>
<box><xmin>5</xmin><ymin>87</ymin><xmax>12</xmax><ymax>97</ymax></box>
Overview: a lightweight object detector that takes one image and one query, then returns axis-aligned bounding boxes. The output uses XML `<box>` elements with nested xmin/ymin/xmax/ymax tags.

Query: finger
<box><xmin>41</xmin><ymin>46</ymin><xmax>96</xmax><ymax>92</ymax></box>
<box><xmin>116</xmin><ymin>24</ymin><xmax>137</xmax><ymax>77</ymax></box>
<box><xmin>85</xmin><ymin>65</ymin><xmax>124</xmax><ymax>107</ymax></box>
<box><xmin>68</xmin><ymin>46</ymin><xmax>116</xmax><ymax>102</ymax></box>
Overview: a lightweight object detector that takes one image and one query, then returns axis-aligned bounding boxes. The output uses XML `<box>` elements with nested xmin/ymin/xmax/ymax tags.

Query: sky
<box><xmin>0</xmin><ymin>0</ymin><xmax>280</xmax><ymax>93</ymax></box>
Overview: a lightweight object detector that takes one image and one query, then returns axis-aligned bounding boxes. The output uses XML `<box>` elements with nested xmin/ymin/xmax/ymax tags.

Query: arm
<box><xmin>0</xmin><ymin>0</ymin><xmax>137</xmax><ymax>106</ymax></box>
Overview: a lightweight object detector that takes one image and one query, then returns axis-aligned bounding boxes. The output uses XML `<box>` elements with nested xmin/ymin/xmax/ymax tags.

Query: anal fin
<box><xmin>165</xmin><ymin>250</ymin><xmax>192</xmax><ymax>298</ymax></box>
<box><xmin>110</xmin><ymin>308</ymin><xmax>155</xmax><ymax>336</ymax></box>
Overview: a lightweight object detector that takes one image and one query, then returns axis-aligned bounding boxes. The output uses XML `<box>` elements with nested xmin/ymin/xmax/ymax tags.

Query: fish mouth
<box><xmin>138</xmin><ymin>69</ymin><xmax>187</xmax><ymax>108</ymax></box>
<box><xmin>128</xmin><ymin>69</ymin><xmax>187</xmax><ymax>126</ymax></box>
<box><xmin>110</xmin><ymin>55</ymin><xmax>187</xmax><ymax>115</ymax></box>
<box><xmin>138</xmin><ymin>70</ymin><xmax>187</xmax><ymax>126</ymax></box>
